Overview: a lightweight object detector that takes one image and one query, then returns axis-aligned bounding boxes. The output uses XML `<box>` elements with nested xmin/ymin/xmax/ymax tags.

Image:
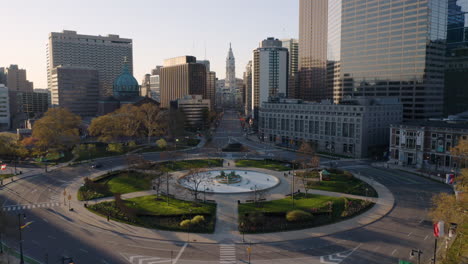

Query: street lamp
<box><xmin>18</xmin><ymin>213</ymin><xmax>26</xmax><ymax>264</ymax></box>
<box><xmin>187</xmin><ymin>208</ymin><xmax>192</xmax><ymax>243</ymax></box>
<box><xmin>240</xmin><ymin>222</ymin><xmax>245</xmax><ymax>243</ymax></box>
<box><xmin>411</xmin><ymin>249</ymin><xmax>422</xmax><ymax>264</ymax></box>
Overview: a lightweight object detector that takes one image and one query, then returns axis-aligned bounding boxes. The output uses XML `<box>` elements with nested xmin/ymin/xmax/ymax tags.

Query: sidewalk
<box><xmin>371</xmin><ymin>162</ymin><xmax>446</xmax><ymax>183</ymax></box>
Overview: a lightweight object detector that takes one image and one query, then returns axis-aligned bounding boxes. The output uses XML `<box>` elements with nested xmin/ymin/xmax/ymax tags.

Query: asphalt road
<box><xmin>0</xmin><ymin>110</ymin><xmax>452</xmax><ymax>264</ymax></box>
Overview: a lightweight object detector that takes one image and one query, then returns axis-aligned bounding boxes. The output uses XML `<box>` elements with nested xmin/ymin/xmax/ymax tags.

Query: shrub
<box><xmin>156</xmin><ymin>138</ymin><xmax>167</xmax><ymax>149</ymax></box>
<box><xmin>107</xmin><ymin>143</ymin><xmax>124</xmax><ymax>153</ymax></box>
<box><xmin>128</xmin><ymin>141</ymin><xmax>137</xmax><ymax>148</ymax></box>
<box><xmin>191</xmin><ymin>215</ymin><xmax>205</xmax><ymax>224</ymax></box>
<box><xmin>180</xmin><ymin>219</ymin><xmax>191</xmax><ymax>228</ymax></box>
<box><xmin>247</xmin><ymin>212</ymin><xmax>265</xmax><ymax>226</ymax></box>
<box><xmin>286</xmin><ymin>210</ymin><xmax>313</xmax><ymax>222</ymax></box>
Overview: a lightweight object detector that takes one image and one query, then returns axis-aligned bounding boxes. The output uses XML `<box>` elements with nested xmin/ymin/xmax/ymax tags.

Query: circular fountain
<box><xmin>178</xmin><ymin>170</ymin><xmax>280</xmax><ymax>194</ymax></box>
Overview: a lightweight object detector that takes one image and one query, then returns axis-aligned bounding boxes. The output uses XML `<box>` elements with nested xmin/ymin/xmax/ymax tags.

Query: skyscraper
<box><xmin>159</xmin><ymin>56</ymin><xmax>207</xmax><ymax>109</ymax></box>
<box><xmin>445</xmin><ymin>1</ymin><xmax>468</xmax><ymax>114</ymax></box>
<box><xmin>251</xmin><ymin>38</ymin><xmax>289</xmax><ymax>119</ymax></box>
<box><xmin>298</xmin><ymin>0</ymin><xmax>329</xmax><ymax>101</ymax></box>
<box><xmin>0</xmin><ymin>68</ymin><xmax>6</xmax><ymax>86</ymax></box>
<box><xmin>4</xmin><ymin>65</ymin><xmax>34</xmax><ymax>92</ymax></box>
<box><xmin>0</xmin><ymin>85</ymin><xmax>11</xmax><ymax>130</ymax></box>
<box><xmin>281</xmin><ymin>39</ymin><xmax>299</xmax><ymax>98</ymax></box>
<box><xmin>299</xmin><ymin>0</ymin><xmax>448</xmax><ymax>120</ymax></box>
<box><xmin>243</xmin><ymin>61</ymin><xmax>253</xmax><ymax>116</ymax></box>
<box><xmin>47</xmin><ymin>30</ymin><xmax>132</xmax><ymax>97</ymax></box>
<box><xmin>197</xmin><ymin>60</ymin><xmax>216</xmax><ymax>110</ymax></box>
<box><xmin>51</xmin><ymin>65</ymin><xmax>99</xmax><ymax>116</ymax></box>
<box><xmin>447</xmin><ymin>0</ymin><xmax>468</xmax><ymax>55</ymax></box>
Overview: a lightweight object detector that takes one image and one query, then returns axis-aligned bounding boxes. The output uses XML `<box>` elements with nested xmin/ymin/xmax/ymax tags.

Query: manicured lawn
<box><xmin>78</xmin><ymin>171</ymin><xmax>159</xmax><ymax>200</ymax></box>
<box><xmin>87</xmin><ymin>194</ymin><xmax>217</xmax><ymax>233</ymax></box>
<box><xmin>235</xmin><ymin>159</ymin><xmax>294</xmax><ymax>171</ymax></box>
<box><xmin>98</xmin><ymin>171</ymin><xmax>156</xmax><ymax>194</ymax></box>
<box><xmin>125</xmin><ymin>195</ymin><xmax>215</xmax><ymax>216</ymax></box>
<box><xmin>239</xmin><ymin>193</ymin><xmax>343</xmax><ymax>215</ymax></box>
<box><xmin>308</xmin><ymin>170</ymin><xmax>377</xmax><ymax>197</ymax></box>
<box><xmin>0</xmin><ymin>174</ymin><xmax>14</xmax><ymax>180</ymax></box>
<box><xmin>155</xmin><ymin>159</ymin><xmax>223</xmax><ymax>171</ymax></box>
<box><xmin>238</xmin><ymin>193</ymin><xmax>373</xmax><ymax>233</ymax></box>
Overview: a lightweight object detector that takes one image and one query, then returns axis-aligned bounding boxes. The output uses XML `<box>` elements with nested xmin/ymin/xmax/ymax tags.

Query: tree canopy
<box><xmin>31</xmin><ymin>108</ymin><xmax>81</xmax><ymax>151</ymax></box>
<box><xmin>88</xmin><ymin>103</ymin><xmax>165</xmax><ymax>143</ymax></box>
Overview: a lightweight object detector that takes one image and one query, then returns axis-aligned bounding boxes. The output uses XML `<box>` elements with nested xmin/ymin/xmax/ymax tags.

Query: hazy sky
<box><xmin>1</xmin><ymin>0</ymin><xmax>299</xmax><ymax>88</ymax></box>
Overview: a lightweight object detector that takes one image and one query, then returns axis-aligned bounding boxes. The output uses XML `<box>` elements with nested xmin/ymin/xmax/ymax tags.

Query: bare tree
<box><xmin>310</xmin><ymin>155</ymin><xmax>320</xmax><ymax>169</ymax></box>
<box><xmin>183</xmin><ymin>168</ymin><xmax>209</xmax><ymax>200</ymax></box>
<box><xmin>250</xmin><ymin>186</ymin><xmax>269</xmax><ymax>207</ymax></box>
<box><xmin>295</xmin><ymin>171</ymin><xmax>312</xmax><ymax>195</ymax></box>
<box><xmin>152</xmin><ymin>176</ymin><xmax>164</xmax><ymax>199</ymax></box>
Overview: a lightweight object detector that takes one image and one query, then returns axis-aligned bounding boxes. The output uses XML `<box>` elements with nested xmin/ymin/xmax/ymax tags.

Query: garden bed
<box><xmin>150</xmin><ymin>159</ymin><xmax>223</xmax><ymax>171</ymax></box>
<box><xmin>78</xmin><ymin>170</ymin><xmax>160</xmax><ymax>200</ymax></box>
<box><xmin>238</xmin><ymin>193</ymin><xmax>374</xmax><ymax>233</ymax></box>
<box><xmin>307</xmin><ymin>169</ymin><xmax>378</xmax><ymax>197</ymax></box>
<box><xmin>235</xmin><ymin>159</ymin><xmax>296</xmax><ymax>171</ymax></box>
<box><xmin>87</xmin><ymin>194</ymin><xmax>216</xmax><ymax>233</ymax></box>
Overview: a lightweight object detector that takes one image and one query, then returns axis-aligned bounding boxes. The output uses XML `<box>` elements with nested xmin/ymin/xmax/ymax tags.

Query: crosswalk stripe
<box><xmin>219</xmin><ymin>244</ymin><xmax>236</xmax><ymax>264</ymax></box>
<box><xmin>1</xmin><ymin>201</ymin><xmax>64</xmax><ymax>212</ymax></box>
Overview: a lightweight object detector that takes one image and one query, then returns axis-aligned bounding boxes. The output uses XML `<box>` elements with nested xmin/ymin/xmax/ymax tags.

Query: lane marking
<box><xmin>391</xmin><ymin>249</ymin><xmax>397</xmax><ymax>256</ymax></box>
<box><xmin>173</xmin><ymin>243</ymin><xmax>187</xmax><ymax>264</ymax></box>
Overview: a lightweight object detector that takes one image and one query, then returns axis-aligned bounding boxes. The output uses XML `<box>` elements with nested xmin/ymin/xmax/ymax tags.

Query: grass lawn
<box><xmin>238</xmin><ymin>193</ymin><xmax>373</xmax><ymax>233</ymax></box>
<box><xmin>155</xmin><ymin>159</ymin><xmax>223</xmax><ymax>171</ymax></box>
<box><xmin>87</xmin><ymin>194</ymin><xmax>217</xmax><ymax>233</ymax></box>
<box><xmin>235</xmin><ymin>159</ymin><xmax>294</xmax><ymax>171</ymax></box>
<box><xmin>97</xmin><ymin>171</ymin><xmax>157</xmax><ymax>194</ymax></box>
<box><xmin>308</xmin><ymin>170</ymin><xmax>378</xmax><ymax>197</ymax></box>
<box><xmin>78</xmin><ymin>171</ymin><xmax>159</xmax><ymax>200</ymax></box>
<box><xmin>0</xmin><ymin>174</ymin><xmax>14</xmax><ymax>180</ymax></box>
<box><xmin>75</xmin><ymin>143</ymin><xmax>141</xmax><ymax>162</ymax></box>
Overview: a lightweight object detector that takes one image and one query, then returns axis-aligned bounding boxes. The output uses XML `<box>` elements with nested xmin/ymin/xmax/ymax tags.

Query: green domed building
<box><xmin>98</xmin><ymin>62</ymin><xmax>159</xmax><ymax>115</ymax></box>
<box><xmin>113</xmin><ymin>64</ymin><xmax>140</xmax><ymax>99</ymax></box>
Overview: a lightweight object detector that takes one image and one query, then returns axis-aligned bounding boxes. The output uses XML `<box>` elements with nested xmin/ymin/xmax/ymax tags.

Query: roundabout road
<box><xmin>0</xmin><ymin>110</ymin><xmax>452</xmax><ymax>264</ymax></box>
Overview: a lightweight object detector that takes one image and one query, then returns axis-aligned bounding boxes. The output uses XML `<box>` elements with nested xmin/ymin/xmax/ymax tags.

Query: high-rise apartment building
<box><xmin>159</xmin><ymin>56</ymin><xmax>207</xmax><ymax>109</ymax></box>
<box><xmin>149</xmin><ymin>66</ymin><xmax>163</xmax><ymax>102</ymax></box>
<box><xmin>299</xmin><ymin>0</ymin><xmax>448</xmax><ymax>120</ymax></box>
<box><xmin>0</xmin><ymin>68</ymin><xmax>7</xmax><ymax>86</ymax></box>
<box><xmin>251</xmin><ymin>37</ymin><xmax>289</xmax><ymax>119</ymax></box>
<box><xmin>243</xmin><ymin>61</ymin><xmax>253</xmax><ymax>116</ymax></box>
<box><xmin>47</xmin><ymin>30</ymin><xmax>132</xmax><ymax>97</ymax></box>
<box><xmin>51</xmin><ymin>65</ymin><xmax>99</xmax><ymax>116</ymax></box>
<box><xmin>207</xmin><ymin>71</ymin><xmax>216</xmax><ymax>111</ymax></box>
<box><xmin>197</xmin><ymin>60</ymin><xmax>216</xmax><ymax>110</ymax></box>
<box><xmin>282</xmin><ymin>39</ymin><xmax>299</xmax><ymax>99</ymax></box>
<box><xmin>0</xmin><ymin>85</ymin><xmax>10</xmax><ymax>130</ymax></box>
<box><xmin>4</xmin><ymin>65</ymin><xmax>34</xmax><ymax>92</ymax></box>
<box><xmin>141</xmin><ymin>74</ymin><xmax>151</xmax><ymax>97</ymax></box>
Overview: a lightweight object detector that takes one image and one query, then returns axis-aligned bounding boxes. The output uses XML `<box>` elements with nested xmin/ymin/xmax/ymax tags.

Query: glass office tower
<box><xmin>447</xmin><ymin>0</ymin><xmax>468</xmax><ymax>54</ymax></box>
<box><xmin>299</xmin><ymin>0</ymin><xmax>448</xmax><ymax>120</ymax></box>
